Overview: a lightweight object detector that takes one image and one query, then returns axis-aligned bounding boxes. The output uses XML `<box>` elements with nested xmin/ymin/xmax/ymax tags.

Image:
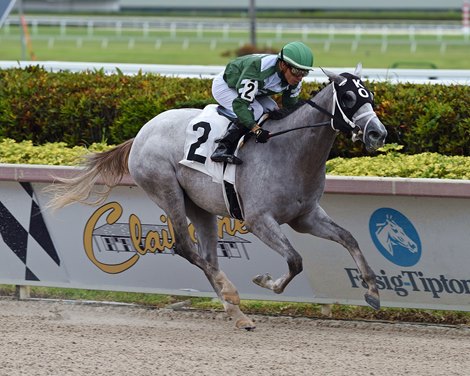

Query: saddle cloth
<box><xmin>179</xmin><ymin>104</ymin><xmax>244</xmax><ymax>218</ymax></box>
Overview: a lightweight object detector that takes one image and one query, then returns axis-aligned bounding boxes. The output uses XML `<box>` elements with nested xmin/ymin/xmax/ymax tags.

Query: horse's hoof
<box><xmin>364</xmin><ymin>293</ymin><xmax>381</xmax><ymax>310</ymax></box>
<box><xmin>235</xmin><ymin>318</ymin><xmax>256</xmax><ymax>331</ymax></box>
<box><xmin>252</xmin><ymin>273</ymin><xmax>273</xmax><ymax>289</ymax></box>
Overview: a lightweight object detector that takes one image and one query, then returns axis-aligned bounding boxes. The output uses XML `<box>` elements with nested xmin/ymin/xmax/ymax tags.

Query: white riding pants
<box><xmin>211</xmin><ymin>72</ymin><xmax>278</xmax><ymax>122</ymax></box>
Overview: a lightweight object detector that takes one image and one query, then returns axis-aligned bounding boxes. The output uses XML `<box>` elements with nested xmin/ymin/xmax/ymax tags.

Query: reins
<box><xmin>268</xmin><ymin>121</ymin><xmax>330</xmax><ymax>138</ymax></box>
<box><xmin>268</xmin><ymin>99</ymin><xmax>347</xmax><ymax>138</ymax></box>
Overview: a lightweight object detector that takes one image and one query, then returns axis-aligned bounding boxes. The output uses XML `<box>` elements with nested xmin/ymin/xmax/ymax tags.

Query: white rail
<box><xmin>1</xmin><ymin>60</ymin><xmax>469</xmax><ymax>85</ymax></box>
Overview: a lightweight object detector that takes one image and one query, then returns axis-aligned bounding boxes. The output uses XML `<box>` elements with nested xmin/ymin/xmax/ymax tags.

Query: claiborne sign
<box><xmin>83</xmin><ymin>201</ymin><xmax>248</xmax><ymax>274</ymax></box>
<box><xmin>0</xmin><ymin>165</ymin><xmax>469</xmax><ymax>311</ymax></box>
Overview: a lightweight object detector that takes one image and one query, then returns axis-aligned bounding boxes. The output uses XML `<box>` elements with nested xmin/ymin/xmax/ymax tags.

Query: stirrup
<box><xmin>211</xmin><ymin>152</ymin><xmax>243</xmax><ymax>165</ymax></box>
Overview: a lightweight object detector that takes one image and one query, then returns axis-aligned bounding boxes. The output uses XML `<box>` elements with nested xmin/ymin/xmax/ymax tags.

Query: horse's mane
<box><xmin>268</xmin><ymin>100</ymin><xmax>306</xmax><ymax>120</ymax></box>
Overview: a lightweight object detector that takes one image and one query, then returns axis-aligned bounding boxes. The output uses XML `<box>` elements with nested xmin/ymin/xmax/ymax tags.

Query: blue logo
<box><xmin>369</xmin><ymin>208</ymin><xmax>421</xmax><ymax>267</ymax></box>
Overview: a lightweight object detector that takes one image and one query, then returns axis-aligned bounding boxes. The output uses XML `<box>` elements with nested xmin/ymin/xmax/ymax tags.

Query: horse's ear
<box><xmin>320</xmin><ymin>67</ymin><xmax>346</xmax><ymax>85</ymax></box>
<box><xmin>354</xmin><ymin>62</ymin><xmax>363</xmax><ymax>77</ymax></box>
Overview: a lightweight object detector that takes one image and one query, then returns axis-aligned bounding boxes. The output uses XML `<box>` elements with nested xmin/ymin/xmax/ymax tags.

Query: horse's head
<box><xmin>321</xmin><ymin>64</ymin><xmax>387</xmax><ymax>152</ymax></box>
<box><xmin>376</xmin><ymin>215</ymin><xmax>418</xmax><ymax>254</ymax></box>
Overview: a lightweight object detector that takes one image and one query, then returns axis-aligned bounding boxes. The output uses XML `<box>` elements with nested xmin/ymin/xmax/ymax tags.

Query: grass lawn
<box><xmin>1</xmin><ymin>25</ymin><xmax>469</xmax><ymax>69</ymax></box>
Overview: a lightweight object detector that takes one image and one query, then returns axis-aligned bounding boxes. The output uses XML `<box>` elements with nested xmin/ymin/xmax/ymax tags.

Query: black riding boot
<box><xmin>211</xmin><ymin>123</ymin><xmax>247</xmax><ymax>165</ymax></box>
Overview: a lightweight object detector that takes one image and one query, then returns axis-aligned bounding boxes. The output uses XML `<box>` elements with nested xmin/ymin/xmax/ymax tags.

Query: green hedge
<box><xmin>1</xmin><ymin>139</ymin><xmax>469</xmax><ymax>179</ymax></box>
<box><xmin>0</xmin><ymin>66</ymin><xmax>469</xmax><ymax>157</ymax></box>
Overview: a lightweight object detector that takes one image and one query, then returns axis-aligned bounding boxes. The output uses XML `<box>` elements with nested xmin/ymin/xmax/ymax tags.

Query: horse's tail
<box><xmin>46</xmin><ymin>138</ymin><xmax>134</xmax><ymax>210</ymax></box>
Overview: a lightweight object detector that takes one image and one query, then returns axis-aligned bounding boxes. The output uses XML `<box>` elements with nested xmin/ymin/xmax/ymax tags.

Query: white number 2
<box><xmin>239</xmin><ymin>79</ymin><xmax>258</xmax><ymax>102</ymax></box>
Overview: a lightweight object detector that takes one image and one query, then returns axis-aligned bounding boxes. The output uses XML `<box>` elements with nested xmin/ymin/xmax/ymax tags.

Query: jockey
<box><xmin>210</xmin><ymin>41</ymin><xmax>314</xmax><ymax>165</ymax></box>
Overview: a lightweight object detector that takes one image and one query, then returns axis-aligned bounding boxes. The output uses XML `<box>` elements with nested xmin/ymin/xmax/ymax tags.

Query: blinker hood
<box><xmin>334</xmin><ymin>73</ymin><xmax>374</xmax><ymax>120</ymax></box>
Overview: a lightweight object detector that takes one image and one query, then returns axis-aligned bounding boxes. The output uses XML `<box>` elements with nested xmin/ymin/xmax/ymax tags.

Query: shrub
<box><xmin>0</xmin><ymin>67</ymin><xmax>468</xmax><ymax>157</ymax></box>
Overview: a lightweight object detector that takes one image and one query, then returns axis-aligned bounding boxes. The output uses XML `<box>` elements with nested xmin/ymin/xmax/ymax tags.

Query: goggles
<box><xmin>288</xmin><ymin>65</ymin><xmax>309</xmax><ymax>78</ymax></box>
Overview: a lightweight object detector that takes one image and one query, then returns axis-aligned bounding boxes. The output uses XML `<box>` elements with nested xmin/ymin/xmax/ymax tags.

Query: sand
<box><xmin>0</xmin><ymin>298</ymin><xmax>469</xmax><ymax>376</ymax></box>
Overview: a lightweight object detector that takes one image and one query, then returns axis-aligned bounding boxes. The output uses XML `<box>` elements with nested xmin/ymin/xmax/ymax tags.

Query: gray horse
<box><xmin>48</xmin><ymin>64</ymin><xmax>387</xmax><ymax>330</ymax></box>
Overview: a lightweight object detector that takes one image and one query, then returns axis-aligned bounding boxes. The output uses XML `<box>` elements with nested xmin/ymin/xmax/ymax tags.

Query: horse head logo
<box><xmin>375</xmin><ymin>214</ymin><xmax>418</xmax><ymax>256</ymax></box>
<box><xmin>369</xmin><ymin>208</ymin><xmax>422</xmax><ymax>267</ymax></box>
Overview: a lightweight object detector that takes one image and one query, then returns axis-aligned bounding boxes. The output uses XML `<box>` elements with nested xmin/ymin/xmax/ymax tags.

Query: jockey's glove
<box><xmin>252</xmin><ymin>125</ymin><xmax>270</xmax><ymax>143</ymax></box>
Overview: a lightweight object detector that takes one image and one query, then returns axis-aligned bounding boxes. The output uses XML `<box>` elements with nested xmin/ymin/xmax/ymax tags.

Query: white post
<box><xmin>223</xmin><ymin>24</ymin><xmax>229</xmax><ymax>40</ymax></box>
<box><xmin>328</xmin><ymin>24</ymin><xmax>335</xmax><ymax>42</ymax></box>
<box><xmin>302</xmin><ymin>25</ymin><xmax>308</xmax><ymax>41</ymax></box>
<box><xmin>381</xmin><ymin>25</ymin><xmax>388</xmax><ymax>53</ymax></box>
<box><xmin>15</xmin><ymin>285</ymin><xmax>30</xmax><ymax>300</ymax></box>
<box><xmin>87</xmin><ymin>21</ymin><xmax>93</xmax><ymax>37</ymax></box>
<box><xmin>143</xmin><ymin>22</ymin><xmax>149</xmax><ymax>37</ymax></box>
<box><xmin>321</xmin><ymin>304</ymin><xmax>332</xmax><ymax>317</ymax></box>
<box><xmin>116</xmin><ymin>21</ymin><xmax>122</xmax><ymax>36</ymax></box>
<box><xmin>60</xmin><ymin>20</ymin><xmax>66</xmax><ymax>36</ymax></box>
<box><xmin>275</xmin><ymin>24</ymin><xmax>282</xmax><ymax>40</ymax></box>
<box><xmin>32</xmin><ymin>20</ymin><xmax>38</xmax><ymax>35</ymax></box>
<box><xmin>197</xmin><ymin>23</ymin><xmax>203</xmax><ymax>38</ymax></box>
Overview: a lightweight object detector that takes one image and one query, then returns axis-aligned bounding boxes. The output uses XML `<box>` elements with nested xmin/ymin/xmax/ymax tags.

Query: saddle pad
<box><xmin>179</xmin><ymin>104</ymin><xmax>239</xmax><ymax>185</ymax></box>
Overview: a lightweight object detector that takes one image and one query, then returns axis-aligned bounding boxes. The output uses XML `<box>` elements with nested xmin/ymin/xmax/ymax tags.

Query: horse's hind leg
<box><xmin>290</xmin><ymin>205</ymin><xmax>380</xmax><ymax>310</ymax></box>
<box><xmin>143</xmin><ymin>185</ymin><xmax>239</xmax><ymax>307</ymax></box>
<box><xmin>185</xmin><ymin>199</ymin><xmax>255</xmax><ymax>330</ymax></box>
<box><xmin>246</xmin><ymin>215</ymin><xmax>303</xmax><ymax>294</ymax></box>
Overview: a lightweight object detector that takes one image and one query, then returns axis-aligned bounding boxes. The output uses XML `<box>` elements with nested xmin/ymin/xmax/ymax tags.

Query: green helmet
<box><xmin>278</xmin><ymin>41</ymin><xmax>314</xmax><ymax>71</ymax></box>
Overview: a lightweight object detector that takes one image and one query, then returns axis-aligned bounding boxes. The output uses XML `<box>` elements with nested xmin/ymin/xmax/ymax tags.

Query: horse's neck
<box><xmin>274</xmin><ymin>85</ymin><xmax>336</xmax><ymax>167</ymax></box>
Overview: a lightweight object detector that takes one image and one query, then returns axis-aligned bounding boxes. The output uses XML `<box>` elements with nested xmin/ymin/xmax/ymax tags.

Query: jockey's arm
<box><xmin>282</xmin><ymin>83</ymin><xmax>302</xmax><ymax>108</ymax></box>
<box><xmin>232</xmin><ymin>97</ymin><xmax>257</xmax><ymax>130</ymax></box>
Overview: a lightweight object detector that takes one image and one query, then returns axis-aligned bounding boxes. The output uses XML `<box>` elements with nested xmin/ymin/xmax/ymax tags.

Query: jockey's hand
<box><xmin>254</xmin><ymin>128</ymin><xmax>270</xmax><ymax>143</ymax></box>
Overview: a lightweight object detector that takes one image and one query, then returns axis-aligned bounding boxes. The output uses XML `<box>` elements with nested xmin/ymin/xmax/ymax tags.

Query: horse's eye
<box><xmin>341</xmin><ymin>91</ymin><xmax>356</xmax><ymax>108</ymax></box>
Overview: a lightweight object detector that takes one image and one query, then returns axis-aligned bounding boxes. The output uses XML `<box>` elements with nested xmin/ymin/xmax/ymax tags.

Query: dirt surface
<box><xmin>0</xmin><ymin>299</ymin><xmax>469</xmax><ymax>376</ymax></box>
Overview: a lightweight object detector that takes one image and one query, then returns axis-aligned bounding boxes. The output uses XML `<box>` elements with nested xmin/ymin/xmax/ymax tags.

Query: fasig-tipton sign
<box><xmin>0</xmin><ymin>165</ymin><xmax>470</xmax><ymax>311</ymax></box>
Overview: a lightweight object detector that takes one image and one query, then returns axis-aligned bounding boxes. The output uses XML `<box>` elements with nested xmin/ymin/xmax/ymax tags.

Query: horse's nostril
<box><xmin>368</xmin><ymin>131</ymin><xmax>381</xmax><ymax>141</ymax></box>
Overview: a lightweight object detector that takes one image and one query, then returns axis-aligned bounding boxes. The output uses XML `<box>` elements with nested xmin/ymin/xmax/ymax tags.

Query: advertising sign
<box><xmin>289</xmin><ymin>194</ymin><xmax>470</xmax><ymax>310</ymax></box>
<box><xmin>0</xmin><ymin>172</ymin><xmax>469</xmax><ymax>311</ymax></box>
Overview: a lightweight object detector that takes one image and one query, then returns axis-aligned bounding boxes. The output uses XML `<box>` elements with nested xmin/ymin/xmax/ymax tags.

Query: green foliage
<box><xmin>0</xmin><ymin>138</ymin><xmax>112</xmax><ymax>165</ymax></box>
<box><xmin>0</xmin><ymin>67</ymin><xmax>213</xmax><ymax>146</ymax></box>
<box><xmin>1</xmin><ymin>138</ymin><xmax>469</xmax><ymax>179</ymax></box>
<box><xmin>0</xmin><ymin>67</ymin><xmax>469</xmax><ymax>158</ymax></box>
<box><xmin>326</xmin><ymin>151</ymin><xmax>470</xmax><ymax>179</ymax></box>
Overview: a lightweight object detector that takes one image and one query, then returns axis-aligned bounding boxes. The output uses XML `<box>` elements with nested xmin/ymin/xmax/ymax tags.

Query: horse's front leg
<box><xmin>246</xmin><ymin>215</ymin><xmax>303</xmax><ymax>294</ymax></box>
<box><xmin>290</xmin><ymin>205</ymin><xmax>380</xmax><ymax>310</ymax></box>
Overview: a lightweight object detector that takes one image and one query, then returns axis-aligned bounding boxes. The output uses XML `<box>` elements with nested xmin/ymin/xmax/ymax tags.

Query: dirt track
<box><xmin>0</xmin><ymin>299</ymin><xmax>469</xmax><ymax>376</ymax></box>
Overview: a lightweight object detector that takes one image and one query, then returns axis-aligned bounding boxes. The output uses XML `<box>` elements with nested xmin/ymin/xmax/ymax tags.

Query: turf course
<box><xmin>1</xmin><ymin>22</ymin><xmax>469</xmax><ymax>68</ymax></box>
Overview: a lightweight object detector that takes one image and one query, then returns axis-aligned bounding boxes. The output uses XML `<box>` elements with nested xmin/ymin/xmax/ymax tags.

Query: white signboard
<box><xmin>0</xmin><ymin>170</ymin><xmax>469</xmax><ymax>311</ymax></box>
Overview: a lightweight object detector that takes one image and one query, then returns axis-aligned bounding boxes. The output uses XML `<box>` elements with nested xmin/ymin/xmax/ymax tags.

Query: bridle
<box><xmin>269</xmin><ymin>80</ymin><xmax>378</xmax><ymax>143</ymax></box>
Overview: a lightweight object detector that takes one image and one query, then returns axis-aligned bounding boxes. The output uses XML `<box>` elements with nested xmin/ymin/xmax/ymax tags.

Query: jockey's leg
<box><xmin>210</xmin><ymin>122</ymin><xmax>247</xmax><ymax>165</ymax></box>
